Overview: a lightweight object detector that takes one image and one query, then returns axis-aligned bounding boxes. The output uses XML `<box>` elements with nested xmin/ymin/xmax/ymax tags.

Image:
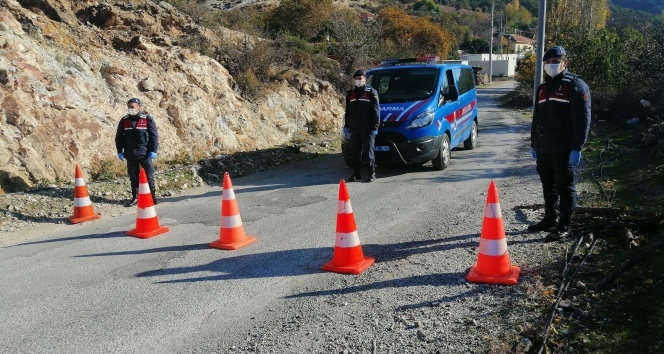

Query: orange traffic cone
<box><xmin>210</xmin><ymin>172</ymin><xmax>256</xmax><ymax>250</ymax></box>
<box><xmin>68</xmin><ymin>165</ymin><xmax>101</xmax><ymax>224</ymax></box>
<box><xmin>322</xmin><ymin>179</ymin><xmax>375</xmax><ymax>275</ymax></box>
<box><xmin>466</xmin><ymin>180</ymin><xmax>520</xmax><ymax>285</ymax></box>
<box><xmin>126</xmin><ymin>168</ymin><xmax>169</xmax><ymax>239</ymax></box>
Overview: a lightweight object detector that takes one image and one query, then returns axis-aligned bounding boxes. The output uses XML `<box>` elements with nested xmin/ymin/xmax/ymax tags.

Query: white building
<box><xmin>460</xmin><ymin>54</ymin><xmax>518</xmax><ymax>77</ymax></box>
<box><xmin>504</xmin><ymin>34</ymin><xmax>536</xmax><ymax>55</ymax></box>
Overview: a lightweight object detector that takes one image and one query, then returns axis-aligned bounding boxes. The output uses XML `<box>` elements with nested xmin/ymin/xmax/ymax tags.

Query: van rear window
<box><xmin>368</xmin><ymin>68</ymin><xmax>439</xmax><ymax>103</ymax></box>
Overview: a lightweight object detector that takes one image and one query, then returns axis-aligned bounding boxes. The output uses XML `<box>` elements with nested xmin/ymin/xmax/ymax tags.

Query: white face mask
<box><xmin>128</xmin><ymin>108</ymin><xmax>139</xmax><ymax>116</ymax></box>
<box><xmin>354</xmin><ymin>79</ymin><xmax>365</xmax><ymax>87</ymax></box>
<box><xmin>544</xmin><ymin>63</ymin><xmax>564</xmax><ymax>77</ymax></box>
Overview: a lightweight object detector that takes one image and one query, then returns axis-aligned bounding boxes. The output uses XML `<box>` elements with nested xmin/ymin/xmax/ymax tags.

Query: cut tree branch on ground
<box><xmin>594</xmin><ymin>231</ymin><xmax>664</xmax><ymax>290</ymax></box>
<box><xmin>537</xmin><ymin>236</ymin><xmax>588</xmax><ymax>354</ymax></box>
<box><xmin>520</xmin><ymin>205</ymin><xmax>663</xmax><ymax>244</ymax></box>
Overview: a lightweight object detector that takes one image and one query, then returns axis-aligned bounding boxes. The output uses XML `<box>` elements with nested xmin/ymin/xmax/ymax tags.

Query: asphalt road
<box><xmin>1</xmin><ymin>80</ymin><xmax>550</xmax><ymax>353</ymax></box>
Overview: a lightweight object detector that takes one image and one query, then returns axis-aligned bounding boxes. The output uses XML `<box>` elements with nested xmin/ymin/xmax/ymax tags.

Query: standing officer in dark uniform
<box><xmin>344</xmin><ymin>69</ymin><xmax>380</xmax><ymax>182</ymax></box>
<box><xmin>115</xmin><ymin>97</ymin><xmax>160</xmax><ymax>207</ymax></box>
<box><xmin>529</xmin><ymin>46</ymin><xmax>591</xmax><ymax>240</ymax></box>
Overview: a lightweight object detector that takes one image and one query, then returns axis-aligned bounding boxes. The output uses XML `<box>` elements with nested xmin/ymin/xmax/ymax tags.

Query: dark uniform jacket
<box><xmin>115</xmin><ymin>113</ymin><xmax>159</xmax><ymax>159</ymax></box>
<box><xmin>531</xmin><ymin>70</ymin><xmax>591</xmax><ymax>154</ymax></box>
<box><xmin>344</xmin><ymin>85</ymin><xmax>380</xmax><ymax>134</ymax></box>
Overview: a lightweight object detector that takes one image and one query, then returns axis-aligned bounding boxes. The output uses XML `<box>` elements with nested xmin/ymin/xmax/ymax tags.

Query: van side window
<box><xmin>375</xmin><ymin>75</ymin><xmax>391</xmax><ymax>95</ymax></box>
<box><xmin>443</xmin><ymin>69</ymin><xmax>458</xmax><ymax>103</ymax></box>
<box><xmin>439</xmin><ymin>74</ymin><xmax>448</xmax><ymax>106</ymax></box>
<box><xmin>458</xmin><ymin>68</ymin><xmax>476</xmax><ymax>95</ymax></box>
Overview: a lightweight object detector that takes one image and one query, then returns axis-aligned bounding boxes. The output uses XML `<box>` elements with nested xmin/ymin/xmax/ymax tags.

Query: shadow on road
<box><xmin>284</xmin><ymin>234</ymin><xmax>533</xmax><ymax>302</ymax></box>
<box><xmin>155</xmin><ymin>154</ymin><xmax>350</xmax><ymax>204</ymax></box>
<box><xmin>285</xmin><ymin>271</ymin><xmax>465</xmax><ymax>301</ymax></box>
<box><xmin>73</xmin><ymin>234</ymin><xmax>480</xmax><ymax>284</ymax></box>
<box><xmin>73</xmin><ymin>242</ymin><xmax>211</xmax><ymax>257</ymax></box>
<box><xmin>8</xmin><ymin>230</ymin><xmax>126</xmax><ymax>247</ymax></box>
<box><xmin>362</xmin><ymin>234</ymin><xmax>477</xmax><ymax>263</ymax></box>
<box><xmin>134</xmin><ymin>246</ymin><xmax>330</xmax><ymax>283</ymax></box>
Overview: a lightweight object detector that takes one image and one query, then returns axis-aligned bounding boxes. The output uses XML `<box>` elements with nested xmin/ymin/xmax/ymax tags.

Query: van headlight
<box><xmin>407</xmin><ymin>110</ymin><xmax>434</xmax><ymax>129</ymax></box>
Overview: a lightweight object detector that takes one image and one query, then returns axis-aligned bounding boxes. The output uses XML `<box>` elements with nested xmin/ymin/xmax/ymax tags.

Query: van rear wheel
<box><xmin>432</xmin><ymin>134</ymin><xmax>450</xmax><ymax>170</ymax></box>
<box><xmin>464</xmin><ymin>120</ymin><xmax>478</xmax><ymax>150</ymax></box>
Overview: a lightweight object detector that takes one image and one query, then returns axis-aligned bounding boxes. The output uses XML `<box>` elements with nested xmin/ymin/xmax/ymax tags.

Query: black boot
<box><xmin>124</xmin><ymin>191</ymin><xmax>137</xmax><ymax>207</ymax></box>
<box><xmin>151</xmin><ymin>190</ymin><xmax>158</xmax><ymax>205</ymax></box>
<box><xmin>546</xmin><ymin>213</ymin><xmax>572</xmax><ymax>241</ymax></box>
<box><xmin>348</xmin><ymin>168</ymin><xmax>362</xmax><ymax>182</ymax></box>
<box><xmin>527</xmin><ymin>208</ymin><xmax>558</xmax><ymax>232</ymax></box>
<box><xmin>364</xmin><ymin>166</ymin><xmax>376</xmax><ymax>182</ymax></box>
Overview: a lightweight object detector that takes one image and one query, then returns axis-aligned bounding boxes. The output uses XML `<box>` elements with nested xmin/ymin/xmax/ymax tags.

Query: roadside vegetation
<box><xmin>499</xmin><ymin>2</ymin><xmax>664</xmax><ymax>351</ymax></box>
<box><xmin>165</xmin><ymin>0</ymin><xmax>542</xmax><ymax>97</ymax></box>
<box><xmin>88</xmin><ymin>129</ymin><xmax>341</xmax><ymax>185</ymax></box>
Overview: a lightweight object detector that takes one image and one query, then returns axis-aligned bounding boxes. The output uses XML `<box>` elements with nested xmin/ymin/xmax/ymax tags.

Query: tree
<box><xmin>414</xmin><ymin>0</ymin><xmax>440</xmax><ymax>14</ymax></box>
<box><xmin>612</xmin><ymin>0</ymin><xmax>664</xmax><ymax>15</ymax></box>
<box><xmin>326</xmin><ymin>6</ymin><xmax>380</xmax><ymax>73</ymax></box>
<box><xmin>460</xmin><ymin>36</ymin><xmax>490</xmax><ymax>53</ymax></box>
<box><xmin>219</xmin><ymin>6</ymin><xmax>266</xmax><ymax>37</ymax></box>
<box><xmin>560</xmin><ymin>28</ymin><xmax>646</xmax><ymax>91</ymax></box>
<box><xmin>547</xmin><ymin>0</ymin><xmax>610</xmax><ymax>40</ymax></box>
<box><xmin>379</xmin><ymin>7</ymin><xmax>453</xmax><ymax>59</ymax></box>
<box><xmin>266</xmin><ymin>0</ymin><xmax>334</xmax><ymax>40</ymax></box>
<box><xmin>504</xmin><ymin>0</ymin><xmax>533</xmax><ymax>31</ymax></box>
<box><xmin>608</xmin><ymin>6</ymin><xmax>664</xmax><ymax>30</ymax></box>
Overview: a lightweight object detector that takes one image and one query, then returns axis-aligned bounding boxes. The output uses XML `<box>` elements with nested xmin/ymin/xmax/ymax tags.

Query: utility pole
<box><xmin>499</xmin><ymin>12</ymin><xmax>503</xmax><ymax>54</ymax></box>
<box><xmin>533</xmin><ymin>0</ymin><xmax>547</xmax><ymax>107</ymax></box>
<box><xmin>489</xmin><ymin>0</ymin><xmax>494</xmax><ymax>84</ymax></box>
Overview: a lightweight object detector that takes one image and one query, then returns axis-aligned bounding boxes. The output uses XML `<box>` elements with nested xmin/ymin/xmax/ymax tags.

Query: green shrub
<box><xmin>177</xmin><ymin>33</ymin><xmax>215</xmax><ymax>57</ymax></box>
<box><xmin>164</xmin><ymin>0</ymin><xmax>224</xmax><ymax>30</ymax></box>
<box><xmin>90</xmin><ymin>156</ymin><xmax>125</xmax><ymax>181</ymax></box>
<box><xmin>554</xmin><ymin>27</ymin><xmax>664</xmax><ymax>117</ymax></box>
<box><xmin>311</xmin><ymin>53</ymin><xmax>347</xmax><ymax>92</ymax></box>
<box><xmin>304</xmin><ymin>118</ymin><xmax>335</xmax><ymax>135</ymax></box>
<box><xmin>266</xmin><ymin>0</ymin><xmax>334</xmax><ymax>40</ymax></box>
<box><xmin>235</xmin><ymin>69</ymin><xmax>262</xmax><ymax>98</ymax></box>
<box><xmin>414</xmin><ymin>0</ymin><xmax>440</xmax><ymax>14</ymax></box>
<box><xmin>163</xmin><ymin>148</ymin><xmax>198</xmax><ymax>166</ymax></box>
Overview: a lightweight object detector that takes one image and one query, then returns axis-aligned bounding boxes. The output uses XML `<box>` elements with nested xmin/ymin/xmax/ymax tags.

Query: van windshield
<box><xmin>368</xmin><ymin>68</ymin><xmax>439</xmax><ymax>103</ymax></box>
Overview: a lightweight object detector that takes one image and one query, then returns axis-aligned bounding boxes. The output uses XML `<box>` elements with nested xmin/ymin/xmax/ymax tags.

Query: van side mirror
<box><xmin>444</xmin><ymin>86</ymin><xmax>458</xmax><ymax>103</ymax></box>
<box><xmin>440</xmin><ymin>86</ymin><xmax>450</xmax><ymax>106</ymax></box>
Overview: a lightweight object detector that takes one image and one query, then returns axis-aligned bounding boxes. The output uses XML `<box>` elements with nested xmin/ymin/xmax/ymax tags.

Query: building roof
<box><xmin>506</xmin><ymin>34</ymin><xmax>536</xmax><ymax>44</ymax></box>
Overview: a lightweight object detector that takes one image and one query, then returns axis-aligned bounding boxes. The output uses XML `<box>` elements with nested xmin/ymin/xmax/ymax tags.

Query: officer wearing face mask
<box><xmin>529</xmin><ymin>46</ymin><xmax>591</xmax><ymax>241</ymax></box>
<box><xmin>344</xmin><ymin>69</ymin><xmax>380</xmax><ymax>182</ymax></box>
<box><xmin>115</xmin><ymin>97</ymin><xmax>160</xmax><ymax>207</ymax></box>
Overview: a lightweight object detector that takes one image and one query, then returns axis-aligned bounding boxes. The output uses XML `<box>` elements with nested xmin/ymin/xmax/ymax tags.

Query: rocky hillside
<box><xmin>0</xmin><ymin>0</ymin><xmax>344</xmax><ymax>192</ymax></box>
<box><xmin>207</xmin><ymin>0</ymin><xmax>375</xmax><ymax>10</ymax></box>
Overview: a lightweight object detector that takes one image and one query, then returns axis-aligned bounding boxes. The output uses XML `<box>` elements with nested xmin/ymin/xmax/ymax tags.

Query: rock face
<box><xmin>0</xmin><ymin>0</ymin><xmax>344</xmax><ymax>191</ymax></box>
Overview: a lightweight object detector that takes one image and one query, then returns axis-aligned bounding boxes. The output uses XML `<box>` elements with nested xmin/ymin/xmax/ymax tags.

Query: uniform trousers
<box><xmin>536</xmin><ymin>151</ymin><xmax>577</xmax><ymax>216</ymax></box>
<box><xmin>126</xmin><ymin>156</ymin><xmax>155</xmax><ymax>197</ymax></box>
<box><xmin>351</xmin><ymin>131</ymin><xmax>376</xmax><ymax>168</ymax></box>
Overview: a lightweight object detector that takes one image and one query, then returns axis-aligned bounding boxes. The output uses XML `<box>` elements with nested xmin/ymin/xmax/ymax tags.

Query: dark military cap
<box><xmin>353</xmin><ymin>69</ymin><xmax>366</xmax><ymax>78</ymax></box>
<box><xmin>127</xmin><ymin>97</ymin><xmax>142</xmax><ymax>105</ymax></box>
<box><xmin>543</xmin><ymin>46</ymin><xmax>567</xmax><ymax>61</ymax></box>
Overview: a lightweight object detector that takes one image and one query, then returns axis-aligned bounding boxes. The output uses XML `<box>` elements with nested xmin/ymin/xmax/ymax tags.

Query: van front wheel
<box><xmin>432</xmin><ymin>134</ymin><xmax>450</xmax><ymax>170</ymax></box>
<box><xmin>464</xmin><ymin>120</ymin><xmax>478</xmax><ymax>150</ymax></box>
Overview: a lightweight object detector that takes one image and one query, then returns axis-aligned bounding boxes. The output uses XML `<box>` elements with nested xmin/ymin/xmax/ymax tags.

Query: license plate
<box><xmin>374</xmin><ymin>146</ymin><xmax>390</xmax><ymax>152</ymax></box>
